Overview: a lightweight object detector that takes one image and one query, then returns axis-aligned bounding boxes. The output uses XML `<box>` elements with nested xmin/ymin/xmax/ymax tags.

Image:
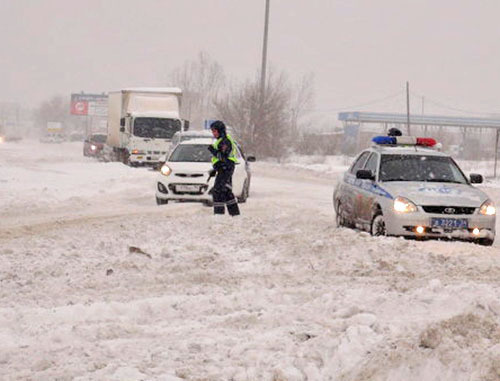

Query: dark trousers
<box><xmin>213</xmin><ymin>166</ymin><xmax>240</xmax><ymax>216</ymax></box>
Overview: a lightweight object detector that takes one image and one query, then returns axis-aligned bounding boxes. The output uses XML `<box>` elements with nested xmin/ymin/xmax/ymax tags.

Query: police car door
<box><xmin>343</xmin><ymin>151</ymin><xmax>371</xmax><ymax>223</ymax></box>
<box><xmin>357</xmin><ymin>152</ymin><xmax>379</xmax><ymax>225</ymax></box>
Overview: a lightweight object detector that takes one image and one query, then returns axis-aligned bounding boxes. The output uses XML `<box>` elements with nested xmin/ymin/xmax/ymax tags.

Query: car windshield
<box><xmin>91</xmin><ymin>134</ymin><xmax>106</xmax><ymax>143</ymax></box>
<box><xmin>380</xmin><ymin>154</ymin><xmax>468</xmax><ymax>183</ymax></box>
<box><xmin>179</xmin><ymin>133</ymin><xmax>213</xmax><ymax>142</ymax></box>
<box><xmin>169</xmin><ymin>144</ymin><xmax>212</xmax><ymax>162</ymax></box>
<box><xmin>133</xmin><ymin>118</ymin><xmax>181</xmax><ymax>139</ymax></box>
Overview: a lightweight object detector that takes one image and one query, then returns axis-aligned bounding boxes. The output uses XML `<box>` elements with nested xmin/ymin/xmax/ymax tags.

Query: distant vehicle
<box><xmin>0</xmin><ymin>122</ymin><xmax>22</xmax><ymax>143</ymax></box>
<box><xmin>162</xmin><ymin>130</ymin><xmax>214</xmax><ymax>159</ymax></box>
<box><xmin>83</xmin><ymin>133</ymin><xmax>107</xmax><ymax>157</ymax></box>
<box><xmin>333</xmin><ymin>135</ymin><xmax>495</xmax><ymax>246</ymax></box>
<box><xmin>68</xmin><ymin>131</ymin><xmax>85</xmax><ymax>142</ymax></box>
<box><xmin>106</xmin><ymin>88</ymin><xmax>189</xmax><ymax>167</ymax></box>
<box><xmin>171</xmin><ymin>130</ymin><xmax>213</xmax><ymax>146</ymax></box>
<box><xmin>155</xmin><ymin>138</ymin><xmax>255</xmax><ymax>205</ymax></box>
<box><xmin>40</xmin><ymin>133</ymin><xmax>65</xmax><ymax>144</ymax></box>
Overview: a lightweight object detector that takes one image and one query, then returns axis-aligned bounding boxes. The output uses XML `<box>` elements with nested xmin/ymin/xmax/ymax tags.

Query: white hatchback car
<box><xmin>333</xmin><ymin>136</ymin><xmax>496</xmax><ymax>245</ymax></box>
<box><xmin>155</xmin><ymin>138</ymin><xmax>255</xmax><ymax>205</ymax></box>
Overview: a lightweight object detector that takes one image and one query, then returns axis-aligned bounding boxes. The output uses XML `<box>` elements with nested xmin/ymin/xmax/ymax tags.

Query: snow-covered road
<box><xmin>2</xmin><ymin>141</ymin><xmax>500</xmax><ymax>380</ymax></box>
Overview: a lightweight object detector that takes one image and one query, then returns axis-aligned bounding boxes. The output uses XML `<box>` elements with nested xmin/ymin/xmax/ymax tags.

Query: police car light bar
<box><xmin>372</xmin><ymin>136</ymin><xmax>437</xmax><ymax>147</ymax></box>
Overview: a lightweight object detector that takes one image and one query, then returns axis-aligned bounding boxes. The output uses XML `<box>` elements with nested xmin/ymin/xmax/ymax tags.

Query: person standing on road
<box><xmin>207</xmin><ymin>120</ymin><xmax>240</xmax><ymax>216</ymax></box>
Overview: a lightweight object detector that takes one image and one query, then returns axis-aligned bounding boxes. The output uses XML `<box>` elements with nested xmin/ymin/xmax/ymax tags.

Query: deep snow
<box><xmin>2</xmin><ymin>141</ymin><xmax>500</xmax><ymax>380</ymax></box>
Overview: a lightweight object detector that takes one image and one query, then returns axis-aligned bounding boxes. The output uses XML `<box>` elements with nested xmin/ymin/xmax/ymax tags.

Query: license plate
<box><xmin>136</xmin><ymin>156</ymin><xmax>143</xmax><ymax>159</ymax></box>
<box><xmin>431</xmin><ymin>218</ymin><xmax>468</xmax><ymax>229</ymax></box>
<box><xmin>176</xmin><ymin>184</ymin><xmax>200</xmax><ymax>192</ymax></box>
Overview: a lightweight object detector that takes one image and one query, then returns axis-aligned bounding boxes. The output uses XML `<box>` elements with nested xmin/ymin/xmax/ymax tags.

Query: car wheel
<box><xmin>336</xmin><ymin>202</ymin><xmax>352</xmax><ymax>228</ymax></box>
<box><xmin>237</xmin><ymin>180</ymin><xmax>249</xmax><ymax>203</ymax></box>
<box><xmin>371</xmin><ymin>213</ymin><xmax>386</xmax><ymax>236</ymax></box>
<box><xmin>156</xmin><ymin>197</ymin><xmax>168</xmax><ymax>205</ymax></box>
<box><xmin>477</xmin><ymin>238</ymin><xmax>494</xmax><ymax>246</ymax></box>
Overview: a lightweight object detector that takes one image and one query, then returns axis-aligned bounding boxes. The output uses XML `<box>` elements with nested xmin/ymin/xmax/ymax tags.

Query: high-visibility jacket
<box><xmin>211</xmin><ymin>134</ymin><xmax>239</xmax><ymax>165</ymax></box>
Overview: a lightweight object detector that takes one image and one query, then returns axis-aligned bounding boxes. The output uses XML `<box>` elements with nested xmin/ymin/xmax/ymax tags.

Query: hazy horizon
<box><xmin>1</xmin><ymin>0</ymin><xmax>500</xmax><ymax>117</ymax></box>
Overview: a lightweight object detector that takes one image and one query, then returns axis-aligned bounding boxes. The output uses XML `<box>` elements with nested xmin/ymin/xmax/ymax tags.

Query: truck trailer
<box><xmin>106</xmin><ymin>87</ymin><xmax>187</xmax><ymax>166</ymax></box>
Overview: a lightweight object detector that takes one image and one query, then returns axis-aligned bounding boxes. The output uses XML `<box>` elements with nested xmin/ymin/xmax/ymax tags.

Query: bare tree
<box><xmin>216</xmin><ymin>70</ymin><xmax>295</xmax><ymax>158</ymax></box>
<box><xmin>215</xmin><ymin>70</ymin><xmax>315</xmax><ymax>159</ymax></box>
<box><xmin>290</xmin><ymin>73</ymin><xmax>315</xmax><ymax>137</ymax></box>
<box><xmin>169</xmin><ymin>52</ymin><xmax>225</xmax><ymax>128</ymax></box>
<box><xmin>33</xmin><ymin>95</ymin><xmax>73</xmax><ymax>134</ymax></box>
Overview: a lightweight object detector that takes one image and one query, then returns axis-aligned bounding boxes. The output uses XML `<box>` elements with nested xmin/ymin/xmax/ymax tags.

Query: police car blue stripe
<box><xmin>344</xmin><ymin>174</ymin><xmax>393</xmax><ymax>199</ymax></box>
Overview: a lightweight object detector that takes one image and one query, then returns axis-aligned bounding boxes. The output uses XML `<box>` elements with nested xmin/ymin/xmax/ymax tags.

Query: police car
<box><xmin>333</xmin><ymin>135</ymin><xmax>496</xmax><ymax>245</ymax></box>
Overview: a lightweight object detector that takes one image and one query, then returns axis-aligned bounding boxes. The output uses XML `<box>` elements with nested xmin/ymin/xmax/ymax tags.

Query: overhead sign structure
<box><xmin>70</xmin><ymin>93</ymin><xmax>108</xmax><ymax>117</ymax></box>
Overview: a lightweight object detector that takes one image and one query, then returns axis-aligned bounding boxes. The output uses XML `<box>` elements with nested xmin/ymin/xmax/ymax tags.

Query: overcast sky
<box><xmin>1</xmin><ymin>0</ymin><xmax>500</xmax><ymax>117</ymax></box>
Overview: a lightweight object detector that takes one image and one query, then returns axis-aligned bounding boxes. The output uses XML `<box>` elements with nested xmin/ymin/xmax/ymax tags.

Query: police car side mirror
<box><xmin>356</xmin><ymin>169</ymin><xmax>375</xmax><ymax>180</ymax></box>
<box><xmin>247</xmin><ymin>156</ymin><xmax>256</xmax><ymax>162</ymax></box>
<box><xmin>469</xmin><ymin>173</ymin><xmax>483</xmax><ymax>184</ymax></box>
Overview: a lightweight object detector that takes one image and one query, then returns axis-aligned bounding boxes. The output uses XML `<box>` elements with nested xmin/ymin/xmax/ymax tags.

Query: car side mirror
<box><xmin>246</xmin><ymin>156</ymin><xmax>256</xmax><ymax>162</ymax></box>
<box><xmin>356</xmin><ymin>169</ymin><xmax>375</xmax><ymax>180</ymax></box>
<box><xmin>470</xmin><ymin>173</ymin><xmax>483</xmax><ymax>184</ymax></box>
<box><xmin>120</xmin><ymin>117</ymin><xmax>125</xmax><ymax>127</ymax></box>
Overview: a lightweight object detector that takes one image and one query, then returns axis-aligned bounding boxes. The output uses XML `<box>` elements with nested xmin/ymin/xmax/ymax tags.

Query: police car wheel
<box><xmin>336</xmin><ymin>203</ymin><xmax>350</xmax><ymax>227</ymax></box>
<box><xmin>371</xmin><ymin>213</ymin><xmax>386</xmax><ymax>236</ymax></box>
<box><xmin>335</xmin><ymin>204</ymin><xmax>343</xmax><ymax>227</ymax></box>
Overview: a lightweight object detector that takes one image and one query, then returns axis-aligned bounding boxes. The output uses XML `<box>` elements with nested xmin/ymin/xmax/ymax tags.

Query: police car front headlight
<box><xmin>393</xmin><ymin>196</ymin><xmax>417</xmax><ymax>213</ymax></box>
<box><xmin>160</xmin><ymin>164</ymin><xmax>172</xmax><ymax>176</ymax></box>
<box><xmin>479</xmin><ymin>199</ymin><xmax>496</xmax><ymax>216</ymax></box>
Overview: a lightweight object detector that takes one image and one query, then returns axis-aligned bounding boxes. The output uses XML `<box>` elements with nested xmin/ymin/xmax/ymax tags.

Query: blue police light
<box><xmin>372</xmin><ymin>136</ymin><xmax>397</xmax><ymax>145</ymax></box>
<box><xmin>372</xmin><ymin>136</ymin><xmax>437</xmax><ymax>147</ymax></box>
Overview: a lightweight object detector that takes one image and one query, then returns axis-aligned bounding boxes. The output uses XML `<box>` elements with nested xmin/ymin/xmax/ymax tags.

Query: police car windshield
<box><xmin>169</xmin><ymin>144</ymin><xmax>212</xmax><ymax>162</ymax></box>
<box><xmin>380</xmin><ymin>154</ymin><xmax>468</xmax><ymax>184</ymax></box>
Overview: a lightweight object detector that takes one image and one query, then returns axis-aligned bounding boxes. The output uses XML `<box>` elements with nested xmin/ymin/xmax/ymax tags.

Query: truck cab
<box><xmin>120</xmin><ymin>111</ymin><xmax>185</xmax><ymax>165</ymax></box>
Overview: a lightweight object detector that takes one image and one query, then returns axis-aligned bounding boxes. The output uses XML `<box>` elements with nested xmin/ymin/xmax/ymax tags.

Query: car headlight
<box><xmin>393</xmin><ymin>196</ymin><xmax>417</xmax><ymax>213</ymax></box>
<box><xmin>160</xmin><ymin>164</ymin><xmax>172</xmax><ymax>176</ymax></box>
<box><xmin>479</xmin><ymin>199</ymin><xmax>496</xmax><ymax>216</ymax></box>
<box><xmin>90</xmin><ymin>144</ymin><xmax>97</xmax><ymax>150</ymax></box>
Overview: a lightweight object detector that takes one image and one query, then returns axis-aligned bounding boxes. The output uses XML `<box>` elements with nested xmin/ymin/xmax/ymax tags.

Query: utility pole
<box><xmin>406</xmin><ymin>81</ymin><xmax>411</xmax><ymax>135</ymax></box>
<box><xmin>260</xmin><ymin>0</ymin><xmax>270</xmax><ymax>105</ymax></box>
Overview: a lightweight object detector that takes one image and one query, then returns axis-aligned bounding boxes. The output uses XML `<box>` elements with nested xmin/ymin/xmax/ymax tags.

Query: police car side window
<box><xmin>350</xmin><ymin>152</ymin><xmax>370</xmax><ymax>174</ymax></box>
<box><xmin>364</xmin><ymin>153</ymin><xmax>379</xmax><ymax>176</ymax></box>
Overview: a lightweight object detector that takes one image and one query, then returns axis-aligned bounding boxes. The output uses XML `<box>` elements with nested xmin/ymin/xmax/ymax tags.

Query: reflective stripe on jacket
<box><xmin>211</xmin><ymin>134</ymin><xmax>239</xmax><ymax>165</ymax></box>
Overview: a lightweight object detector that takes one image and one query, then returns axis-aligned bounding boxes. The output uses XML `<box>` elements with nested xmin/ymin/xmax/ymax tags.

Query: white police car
<box><xmin>333</xmin><ymin>135</ymin><xmax>496</xmax><ymax>245</ymax></box>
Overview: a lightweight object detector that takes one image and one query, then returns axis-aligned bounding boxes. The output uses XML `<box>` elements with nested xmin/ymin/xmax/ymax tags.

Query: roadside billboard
<box><xmin>70</xmin><ymin>93</ymin><xmax>108</xmax><ymax>117</ymax></box>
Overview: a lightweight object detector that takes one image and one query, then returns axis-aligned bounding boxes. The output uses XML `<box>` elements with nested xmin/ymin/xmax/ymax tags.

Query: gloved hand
<box><xmin>208</xmin><ymin>145</ymin><xmax>217</xmax><ymax>155</ymax></box>
<box><xmin>208</xmin><ymin>169</ymin><xmax>217</xmax><ymax>177</ymax></box>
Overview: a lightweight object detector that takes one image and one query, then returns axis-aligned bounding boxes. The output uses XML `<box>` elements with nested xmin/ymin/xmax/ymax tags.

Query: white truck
<box><xmin>106</xmin><ymin>87</ymin><xmax>187</xmax><ymax>166</ymax></box>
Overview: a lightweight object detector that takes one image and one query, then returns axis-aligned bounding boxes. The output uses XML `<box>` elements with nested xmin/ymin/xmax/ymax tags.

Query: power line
<box><xmin>409</xmin><ymin>90</ymin><xmax>491</xmax><ymax>116</ymax></box>
<box><xmin>307</xmin><ymin>89</ymin><xmax>403</xmax><ymax>113</ymax></box>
